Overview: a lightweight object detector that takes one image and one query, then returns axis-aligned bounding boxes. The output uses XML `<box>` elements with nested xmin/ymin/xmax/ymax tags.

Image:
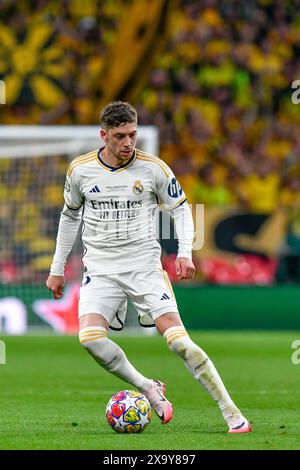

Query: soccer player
<box><xmin>46</xmin><ymin>101</ymin><xmax>251</xmax><ymax>433</ymax></box>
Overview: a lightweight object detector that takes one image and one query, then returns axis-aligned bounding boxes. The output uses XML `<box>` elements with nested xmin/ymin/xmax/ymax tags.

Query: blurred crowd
<box><xmin>1</xmin><ymin>0</ymin><xmax>300</xmax><ymax>284</ymax></box>
<box><xmin>0</xmin><ymin>156</ymin><xmax>68</xmax><ymax>283</ymax></box>
<box><xmin>137</xmin><ymin>0</ymin><xmax>300</xmax><ymax>211</ymax></box>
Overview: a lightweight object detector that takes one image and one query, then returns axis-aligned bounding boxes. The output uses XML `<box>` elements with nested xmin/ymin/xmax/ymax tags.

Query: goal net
<box><xmin>0</xmin><ymin>125</ymin><xmax>159</xmax><ymax>334</ymax></box>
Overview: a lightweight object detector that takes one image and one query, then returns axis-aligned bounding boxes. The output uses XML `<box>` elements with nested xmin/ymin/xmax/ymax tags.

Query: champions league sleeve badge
<box><xmin>64</xmin><ymin>178</ymin><xmax>71</xmax><ymax>192</ymax></box>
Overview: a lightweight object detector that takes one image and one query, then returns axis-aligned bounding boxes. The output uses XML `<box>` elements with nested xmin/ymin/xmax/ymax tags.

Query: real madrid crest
<box><xmin>132</xmin><ymin>180</ymin><xmax>144</xmax><ymax>194</ymax></box>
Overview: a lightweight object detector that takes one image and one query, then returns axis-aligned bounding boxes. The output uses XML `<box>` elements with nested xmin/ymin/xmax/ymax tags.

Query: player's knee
<box><xmin>79</xmin><ymin>326</ymin><xmax>108</xmax><ymax>349</ymax></box>
<box><xmin>163</xmin><ymin>326</ymin><xmax>205</xmax><ymax>361</ymax></box>
<box><xmin>163</xmin><ymin>326</ymin><xmax>190</xmax><ymax>357</ymax></box>
<box><xmin>79</xmin><ymin>328</ymin><xmax>124</xmax><ymax>369</ymax></box>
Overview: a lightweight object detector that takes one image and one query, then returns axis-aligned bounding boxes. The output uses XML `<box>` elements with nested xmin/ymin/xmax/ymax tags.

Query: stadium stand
<box><xmin>1</xmin><ymin>0</ymin><xmax>300</xmax><ymax>286</ymax></box>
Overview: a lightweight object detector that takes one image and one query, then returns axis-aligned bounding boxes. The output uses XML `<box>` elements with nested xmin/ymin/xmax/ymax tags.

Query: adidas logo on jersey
<box><xmin>89</xmin><ymin>185</ymin><xmax>100</xmax><ymax>193</ymax></box>
<box><xmin>160</xmin><ymin>293</ymin><xmax>170</xmax><ymax>300</ymax></box>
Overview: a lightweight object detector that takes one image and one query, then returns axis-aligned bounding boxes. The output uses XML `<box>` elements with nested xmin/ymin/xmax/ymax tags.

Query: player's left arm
<box><xmin>154</xmin><ymin>162</ymin><xmax>195</xmax><ymax>280</ymax></box>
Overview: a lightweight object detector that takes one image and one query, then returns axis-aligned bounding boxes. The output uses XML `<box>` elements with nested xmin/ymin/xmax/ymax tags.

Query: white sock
<box><xmin>163</xmin><ymin>326</ymin><xmax>239</xmax><ymax>420</ymax></box>
<box><xmin>79</xmin><ymin>327</ymin><xmax>153</xmax><ymax>392</ymax></box>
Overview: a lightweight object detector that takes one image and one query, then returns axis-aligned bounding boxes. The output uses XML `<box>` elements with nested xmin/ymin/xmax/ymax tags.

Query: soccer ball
<box><xmin>106</xmin><ymin>390</ymin><xmax>151</xmax><ymax>433</ymax></box>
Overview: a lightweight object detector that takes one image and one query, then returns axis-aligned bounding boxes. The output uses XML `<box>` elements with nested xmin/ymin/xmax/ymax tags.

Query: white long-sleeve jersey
<box><xmin>50</xmin><ymin>148</ymin><xmax>194</xmax><ymax>276</ymax></box>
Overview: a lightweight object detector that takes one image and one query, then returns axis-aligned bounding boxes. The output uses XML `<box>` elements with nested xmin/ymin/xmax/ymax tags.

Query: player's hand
<box><xmin>175</xmin><ymin>257</ymin><xmax>195</xmax><ymax>280</ymax></box>
<box><xmin>46</xmin><ymin>274</ymin><xmax>65</xmax><ymax>299</ymax></box>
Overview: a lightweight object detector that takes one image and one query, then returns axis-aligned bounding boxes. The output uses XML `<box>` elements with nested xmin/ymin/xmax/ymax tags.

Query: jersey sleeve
<box><xmin>64</xmin><ymin>166</ymin><xmax>84</xmax><ymax>210</ymax></box>
<box><xmin>154</xmin><ymin>161</ymin><xmax>187</xmax><ymax>211</ymax></box>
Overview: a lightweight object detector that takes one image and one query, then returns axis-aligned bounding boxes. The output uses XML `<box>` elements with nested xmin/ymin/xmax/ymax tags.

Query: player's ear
<box><xmin>100</xmin><ymin>128</ymin><xmax>107</xmax><ymax>142</ymax></box>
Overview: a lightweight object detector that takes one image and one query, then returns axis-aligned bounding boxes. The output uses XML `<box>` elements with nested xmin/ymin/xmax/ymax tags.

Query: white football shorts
<box><xmin>78</xmin><ymin>268</ymin><xmax>179</xmax><ymax>328</ymax></box>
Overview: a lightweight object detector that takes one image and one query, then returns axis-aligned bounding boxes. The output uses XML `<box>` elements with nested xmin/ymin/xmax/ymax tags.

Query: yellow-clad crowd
<box><xmin>0</xmin><ymin>0</ymin><xmax>300</xmax><ymax>282</ymax></box>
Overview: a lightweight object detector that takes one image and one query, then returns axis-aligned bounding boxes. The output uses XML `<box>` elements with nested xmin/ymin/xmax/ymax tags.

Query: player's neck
<box><xmin>100</xmin><ymin>147</ymin><xmax>134</xmax><ymax>168</ymax></box>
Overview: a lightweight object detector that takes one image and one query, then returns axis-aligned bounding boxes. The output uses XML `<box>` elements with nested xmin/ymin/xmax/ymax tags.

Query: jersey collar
<box><xmin>97</xmin><ymin>147</ymin><xmax>136</xmax><ymax>172</ymax></box>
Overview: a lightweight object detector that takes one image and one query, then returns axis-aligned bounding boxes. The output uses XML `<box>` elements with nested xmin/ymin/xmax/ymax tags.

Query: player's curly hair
<box><xmin>100</xmin><ymin>101</ymin><xmax>137</xmax><ymax>129</ymax></box>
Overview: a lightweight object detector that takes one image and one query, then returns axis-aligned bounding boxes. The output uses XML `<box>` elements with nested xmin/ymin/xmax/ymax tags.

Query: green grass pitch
<box><xmin>1</xmin><ymin>331</ymin><xmax>300</xmax><ymax>450</ymax></box>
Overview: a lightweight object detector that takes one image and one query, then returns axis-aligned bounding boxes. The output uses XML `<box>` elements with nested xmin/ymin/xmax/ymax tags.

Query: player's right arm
<box><xmin>46</xmin><ymin>274</ymin><xmax>65</xmax><ymax>300</ymax></box>
<box><xmin>46</xmin><ymin>166</ymin><xmax>83</xmax><ymax>299</ymax></box>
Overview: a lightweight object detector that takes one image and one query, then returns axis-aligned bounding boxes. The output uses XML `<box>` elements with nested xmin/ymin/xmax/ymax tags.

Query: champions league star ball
<box><xmin>106</xmin><ymin>390</ymin><xmax>151</xmax><ymax>433</ymax></box>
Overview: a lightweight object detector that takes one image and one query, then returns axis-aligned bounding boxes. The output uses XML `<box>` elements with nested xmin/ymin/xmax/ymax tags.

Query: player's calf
<box><xmin>79</xmin><ymin>326</ymin><xmax>121</xmax><ymax>368</ymax></box>
<box><xmin>79</xmin><ymin>326</ymin><xmax>153</xmax><ymax>392</ymax></box>
<box><xmin>163</xmin><ymin>326</ymin><xmax>252</xmax><ymax>432</ymax></box>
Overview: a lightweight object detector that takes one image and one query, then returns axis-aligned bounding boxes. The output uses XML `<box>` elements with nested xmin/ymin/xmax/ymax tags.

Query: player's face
<box><xmin>101</xmin><ymin>122</ymin><xmax>137</xmax><ymax>162</ymax></box>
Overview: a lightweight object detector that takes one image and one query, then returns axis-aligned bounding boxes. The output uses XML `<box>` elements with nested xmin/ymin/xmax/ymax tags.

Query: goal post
<box><xmin>0</xmin><ymin>125</ymin><xmax>159</xmax><ymax>334</ymax></box>
<box><xmin>0</xmin><ymin>125</ymin><xmax>159</xmax><ymax>159</ymax></box>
